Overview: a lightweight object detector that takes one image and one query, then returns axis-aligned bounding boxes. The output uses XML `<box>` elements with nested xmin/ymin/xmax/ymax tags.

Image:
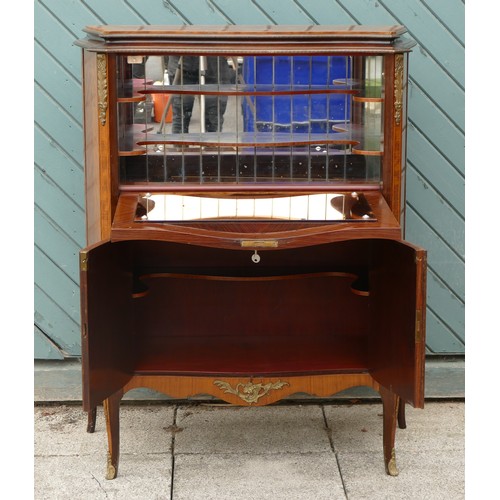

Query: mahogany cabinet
<box><xmin>76</xmin><ymin>25</ymin><xmax>426</xmax><ymax>479</ymax></box>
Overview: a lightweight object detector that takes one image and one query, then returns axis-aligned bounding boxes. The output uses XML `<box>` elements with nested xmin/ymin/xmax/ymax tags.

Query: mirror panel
<box><xmin>117</xmin><ymin>55</ymin><xmax>384</xmax><ymax>186</ymax></box>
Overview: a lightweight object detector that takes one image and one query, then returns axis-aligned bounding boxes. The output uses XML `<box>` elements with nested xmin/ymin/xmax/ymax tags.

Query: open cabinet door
<box><xmin>80</xmin><ymin>240</ymin><xmax>134</xmax><ymax>411</ymax></box>
<box><xmin>369</xmin><ymin>239</ymin><xmax>427</xmax><ymax>408</ymax></box>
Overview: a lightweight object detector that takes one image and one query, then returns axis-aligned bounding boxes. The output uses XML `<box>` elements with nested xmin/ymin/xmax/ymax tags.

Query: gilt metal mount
<box><xmin>214</xmin><ymin>380</ymin><xmax>289</xmax><ymax>404</ymax></box>
<box><xmin>97</xmin><ymin>53</ymin><xmax>108</xmax><ymax>126</ymax></box>
<box><xmin>394</xmin><ymin>54</ymin><xmax>404</xmax><ymax>126</ymax></box>
<box><xmin>387</xmin><ymin>448</ymin><xmax>399</xmax><ymax>476</ymax></box>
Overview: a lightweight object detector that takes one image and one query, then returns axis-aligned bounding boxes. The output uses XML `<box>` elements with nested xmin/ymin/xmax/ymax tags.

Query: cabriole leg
<box><xmin>379</xmin><ymin>386</ymin><xmax>399</xmax><ymax>476</ymax></box>
<box><xmin>103</xmin><ymin>390</ymin><xmax>123</xmax><ymax>480</ymax></box>
<box><xmin>87</xmin><ymin>407</ymin><xmax>97</xmax><ymax>433</ymax></box>
<box><xmin>397</xmin><ymin>398</ymin><xmax>407</xmax><ymax>429</ymax></box>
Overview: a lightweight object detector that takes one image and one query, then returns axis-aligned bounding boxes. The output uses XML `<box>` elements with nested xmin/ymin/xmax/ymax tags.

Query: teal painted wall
<box><xmin>34</xmin><ymin>0</ymin><xmax>464</xmax><ymax>358</ymax></box>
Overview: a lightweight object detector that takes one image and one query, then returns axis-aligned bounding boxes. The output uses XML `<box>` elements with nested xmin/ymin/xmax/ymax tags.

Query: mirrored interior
<box><xmin>134</xmin><ymin>192</ymin><xmax>376</xmax><ymax>222</ymax></box>
<box><xmin>117</xmin><ymin>55</ymin><xmax>384</xmax><ymax>185</ymax></box>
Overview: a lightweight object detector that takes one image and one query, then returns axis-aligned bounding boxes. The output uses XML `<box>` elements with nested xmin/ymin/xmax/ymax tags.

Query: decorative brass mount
<box><xmin>105</xmin><ymin>452</ymin><xmax>117</xmax><ymax>480</ymax></box>
<box><xmin>97</xmin><ymin>53</ymin><xmax>108</xmax><ymax>126</ymax></box>
<box><xmin>387</xmin><ymin>448</ymin><xmax>399</xmax><ymax>476</ymax></box>
<box><xmin>214</xmin><ymin>380</ymin><xmax>289</xmax><ymax>404</ymax></box>
<box><xmin>394</xmin><ymin>53</ymin><xmax>404</xmax><ymax>126</ymax></box>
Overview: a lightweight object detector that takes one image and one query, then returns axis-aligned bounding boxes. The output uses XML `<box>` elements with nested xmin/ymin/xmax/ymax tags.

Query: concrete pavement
<box><xmin>34</xmin><ymin>400</ymin><xmax>464</xmax><ymax>499</ymax></box>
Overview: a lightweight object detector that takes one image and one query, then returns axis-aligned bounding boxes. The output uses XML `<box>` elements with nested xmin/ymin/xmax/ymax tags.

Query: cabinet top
<box><xmin>76</xmin><ymin>25</ymin><xmax>415</xmax><ymax>53</ymax></box>
<box><xmin>83</xmin><ymin>24</ymin><xmax>407</xmax><ymax>39</ymax></box>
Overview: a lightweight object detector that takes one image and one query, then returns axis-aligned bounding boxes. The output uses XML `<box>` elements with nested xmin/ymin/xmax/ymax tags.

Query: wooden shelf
<box><xmin>353</xmin><ymin>96</ymin><xmax>383</xmax><ymax>103</ymax></box>
<box><xmin>111</xmin><ymin>190</ymin><xmax>401</xmax><ymax>247</ymax></box>
<box><xmin>117</xmin><ymin>95</ymin><xmax>146</xmax><ymax>103</ymax></box>
<box><xmin>134</xmin><ymin>334</ymin><xmax>370</xmax><ymax>376</ymax></box>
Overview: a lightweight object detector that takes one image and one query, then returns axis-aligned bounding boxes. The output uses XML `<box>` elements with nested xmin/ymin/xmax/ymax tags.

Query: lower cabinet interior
<box><xmin>131</xmin><ymin>270</ymin><xmax>371</xmax><ymax>376</ymax></box>
<box><xmin>83</xmin><ymin>237</ymin><xmax>422</xmax><ymax>407</ymax></box>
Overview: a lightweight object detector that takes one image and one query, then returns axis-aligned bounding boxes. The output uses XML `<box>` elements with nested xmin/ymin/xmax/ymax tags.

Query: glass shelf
<box><xmin>118</xmin><ymin>126</ymin><xmax>382</xmax><ymax>153</ymax></box>
<box><xmin>136</xmin><ymin>131</ymin><xmax>360</xmax><ymax>148</ymax></box>
<box><xmin>139</xmin><ymin>83</ymin><xmax>360</xmax><ymax>96</ymax></box>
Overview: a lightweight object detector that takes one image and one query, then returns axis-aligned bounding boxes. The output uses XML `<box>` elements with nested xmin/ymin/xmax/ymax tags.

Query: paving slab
<box><xmin>323</xmin><ymin>401</ymin><xmax>464</xmax><ymax>453</ymax></box>
<box><xmin>175</xmin><ymin>404</ymin><xmax>331</xmax><ymax>454</ymax></box>
<box><xmin>337</xmin><ymin>449</ymin><xmax>465</xmax><ymax>500</ymax></box>
<box><xmin>323</xmin><ymin>401</ymin><xmax>465</xmax><ymax>499</ymax></box>
<box><xmin>34</xmin><ymin>401</ymin><xmax>465</xmax><ymax>499</ymax></box>
<box><xmin>172</xmin><ymin>452</ymin><xmax>345</xmax><ymax>500</ymax></box>
<box><xmin>35</xmin><ymin>405</ymin><xmax>175</xmax><ymax>456</ymax></box>
<box><xmin>35</xmin><ymin>404</ymin><xmax>176</xmax><ymax>497</ymax></box>
<box><xmin>35</xmin><ymin>454</ymin><xmax>172</xmax><ymax>500</ymax></box>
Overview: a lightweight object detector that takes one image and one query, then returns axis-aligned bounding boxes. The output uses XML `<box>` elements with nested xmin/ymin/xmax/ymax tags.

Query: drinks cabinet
<box><xmin>75</xmin><ymin>25</ymin><xmax>426</xmax><ymax>479</ymax></box>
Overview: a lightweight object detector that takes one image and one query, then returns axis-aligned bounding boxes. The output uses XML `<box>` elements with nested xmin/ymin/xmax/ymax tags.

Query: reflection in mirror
<box><xmin>135</xmin><ymin>192</ymin><xmax>376</xmax><ymax>222</ymax></box>
<box><xmin>117</xmin><ymin>55</ymin><xmax>384</xmax><ymax>185</ymax></box>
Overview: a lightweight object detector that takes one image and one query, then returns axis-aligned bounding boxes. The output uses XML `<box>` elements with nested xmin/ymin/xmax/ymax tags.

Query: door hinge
<box><xmin>80</xmin><ymin>252</ymin><xmax>88</xmax><ymax>272</ymax></box>
<box><xmin>415</xmin><ymin>309</ymin><xmax>423</xmax><ymax>343</ymax></box>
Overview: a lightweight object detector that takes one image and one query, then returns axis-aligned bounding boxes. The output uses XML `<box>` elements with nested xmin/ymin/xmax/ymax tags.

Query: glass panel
<box><xmin>117</xmin><ymin>55</ymin><xmax>384</xmax><ymax>186</ymax></box>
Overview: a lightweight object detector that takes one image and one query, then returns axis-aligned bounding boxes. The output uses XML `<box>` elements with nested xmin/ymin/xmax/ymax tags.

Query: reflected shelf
<box><xmin>138</xmin><ymin>83</ymin><xmax>360</xmax><ymax>96</ymax></box>
<box><xmin>136</xmin><ymin>131</ymin><xmax>359</xmax><ymax>148</ymax></box>
<box><xmin>118</xmin><ymin>126</ymin><xmax>383</xmax><ymax>156</ymax></box>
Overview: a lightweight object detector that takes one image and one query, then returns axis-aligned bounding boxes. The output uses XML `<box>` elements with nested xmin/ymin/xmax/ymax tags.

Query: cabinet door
<box><xmin>80</xmin><ymin>240</ymin><xmax>134</xmax><ymax>410</ymax></box>
<box><xmin>369</xmin><ymin>239</ymin><xmax>427</xmax><ymax>408</ymax></box>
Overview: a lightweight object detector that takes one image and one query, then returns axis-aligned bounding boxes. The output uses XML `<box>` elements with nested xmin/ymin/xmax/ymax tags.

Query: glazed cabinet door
<box><xmin>80</xmin><ymin>240</ymin><xmax>134</xmax><ymax>410</ymax></box>
<box><xmin>369</xmin><ymin>239</ymin><xmax>427</xmax><ymax>408</ymax></box>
